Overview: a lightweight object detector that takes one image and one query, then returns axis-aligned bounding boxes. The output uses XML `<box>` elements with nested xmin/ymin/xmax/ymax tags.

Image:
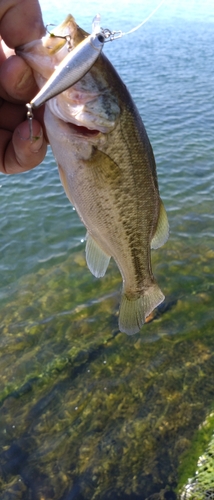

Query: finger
<box><xmin>0</xmin><ymin>119</ymin><xmax>47</xmax><ymax>174</ymax></box>
<box><xmin>0</xmin><ymin>0</ymin><xmax>45</xmax><ymax>48</ymax></box>
<box><xmin>0</xmin><ymin>54</ymin><xmax>38</xmax><ymax>102</ymax></box>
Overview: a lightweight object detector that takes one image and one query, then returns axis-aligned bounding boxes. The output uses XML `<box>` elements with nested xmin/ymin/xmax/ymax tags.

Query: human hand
<box><xmin>0</xmin><ymin>0</ymin><xmax>47</xmax><ymax>174</ymax></box>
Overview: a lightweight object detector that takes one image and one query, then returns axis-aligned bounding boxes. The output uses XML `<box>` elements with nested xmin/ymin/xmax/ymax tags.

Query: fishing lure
<box><xmin>26</xmin><ymin>15</ymin><xmax>106</xmax><ymax>137</ymax></box>
<box><xmin>28</xmin><ymin>32</ymin><xmax>104</xmax><ymax>109</ymax></box>
<box><xmin>26</xmin><ymin>15</ymin><xmax>107</xmax><ymax>135</ymax></box>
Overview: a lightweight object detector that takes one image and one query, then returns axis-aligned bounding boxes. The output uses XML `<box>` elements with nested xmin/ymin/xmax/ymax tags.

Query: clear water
<box><xmin>0</xmin><ymin>1</ymin><xmax>214</xmax><ymax>498</ymax></box>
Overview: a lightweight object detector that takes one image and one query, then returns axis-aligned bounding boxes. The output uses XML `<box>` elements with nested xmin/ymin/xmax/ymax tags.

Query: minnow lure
<box><xmin>25</xmin><ymin>15</ymin><xmax>106</xmax><ymax>137</ymax></box>
<box><xmin>25</xmin><ymin>15</ymin><xmax>108</xmax><ymax>135</ymax></box>
<box><xmin>28</xmin><ymin>31</ymin><xmax>104</xmax><ymax>110</ymax></box>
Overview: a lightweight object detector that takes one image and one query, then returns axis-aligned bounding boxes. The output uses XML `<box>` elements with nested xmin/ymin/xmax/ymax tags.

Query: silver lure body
<box><xmin>30</xmin><ymin>32</ymin><xmax>104</xmax><ymax>108</ymax></box>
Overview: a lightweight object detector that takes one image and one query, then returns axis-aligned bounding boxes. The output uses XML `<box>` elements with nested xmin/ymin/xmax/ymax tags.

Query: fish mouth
<box><xmin>67</xmin><ymin>123</ymin><xmax>101</xmax><ymax>138</ymax></box>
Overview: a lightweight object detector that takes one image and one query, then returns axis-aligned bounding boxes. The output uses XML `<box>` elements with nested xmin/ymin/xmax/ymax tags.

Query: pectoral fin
<box><xmin>151</xmin><ymin>199</ymin><xmax>169</xmax><ymax>250</ymax></box>
<box><xmin>58</xmin><ymin>164</ymin><xmax>74</xmax><ymax>206</ymax></box>
<box><xmin>85</xmin><ymin>234</ymin><xmax>111</xmax><ymax>278</ymax></box>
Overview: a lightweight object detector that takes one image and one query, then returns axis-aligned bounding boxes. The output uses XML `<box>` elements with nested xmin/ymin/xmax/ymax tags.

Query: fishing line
<box><xmin>122</xmin><ymin>0</ymin><xmax>166</xmax><ymax>36</ymax></box>
<box><xmin>99</xmin><ymin>0</ymin><xmax>166</xmax><ymax>42</ymax></box>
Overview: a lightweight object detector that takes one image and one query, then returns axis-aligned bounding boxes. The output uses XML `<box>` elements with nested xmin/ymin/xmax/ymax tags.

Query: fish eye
<box><xmin>97</xmin><ymin>34</ymin><xmax>104</xmax><ymax>43</ymax></box>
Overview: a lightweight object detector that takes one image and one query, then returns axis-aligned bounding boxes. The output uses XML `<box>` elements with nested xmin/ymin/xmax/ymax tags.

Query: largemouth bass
<box><xmin>18</xmin><ymin>15</ymin><xmax>169</xmax><ymax>335</ymax></box>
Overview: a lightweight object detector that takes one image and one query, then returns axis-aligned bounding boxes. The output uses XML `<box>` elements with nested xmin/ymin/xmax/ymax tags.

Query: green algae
<box><xmin>179</xmin><ymin>415</ymin><xmax>214</xmax><ymax>500</ymax></box>
<box><xmin>0</xmin><ymin>240</ymin><xmax>214</xmax><ymax>499</ymax></box>
<box><xmin>177</xmin><ymin>411</ymin><xmax>214</xmax><ymax>498</ymax></box>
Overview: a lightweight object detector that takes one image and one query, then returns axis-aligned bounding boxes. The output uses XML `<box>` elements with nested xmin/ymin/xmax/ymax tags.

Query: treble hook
<box><xmin>45</xmin><ymin>24</ymin><xmax>72</xmax><ymax>51</ymax></box>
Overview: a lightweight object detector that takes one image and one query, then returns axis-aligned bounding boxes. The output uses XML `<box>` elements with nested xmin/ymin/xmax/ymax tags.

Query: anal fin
<box><xmin>151</xmin><ymin>199</ymin><xmax>169</xmax><ymax>250</ymax></box>
<box><xmin>85</xmin><ymin>233</ymin><xmax>111</xmax><ymax>278</ymax></box>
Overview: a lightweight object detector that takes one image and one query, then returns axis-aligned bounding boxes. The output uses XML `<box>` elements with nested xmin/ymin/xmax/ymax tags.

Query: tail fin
<box><xmin>119</xmin><ymin>284</ymin><xmax>165</xmax><ymax>335</ymax></box>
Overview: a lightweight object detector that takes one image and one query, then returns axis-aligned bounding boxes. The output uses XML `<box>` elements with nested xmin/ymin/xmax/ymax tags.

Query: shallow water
<box><xmin>0</xmin><ymin>1</ymin><xmax>214</xmax><ymax>498</ymax></box>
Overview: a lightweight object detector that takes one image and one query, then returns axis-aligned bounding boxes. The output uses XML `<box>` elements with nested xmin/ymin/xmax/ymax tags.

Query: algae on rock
<box><xmin>180</xmin><ymin>418</ymin><xmax>214</xmax><ymax>500</ymax></box>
